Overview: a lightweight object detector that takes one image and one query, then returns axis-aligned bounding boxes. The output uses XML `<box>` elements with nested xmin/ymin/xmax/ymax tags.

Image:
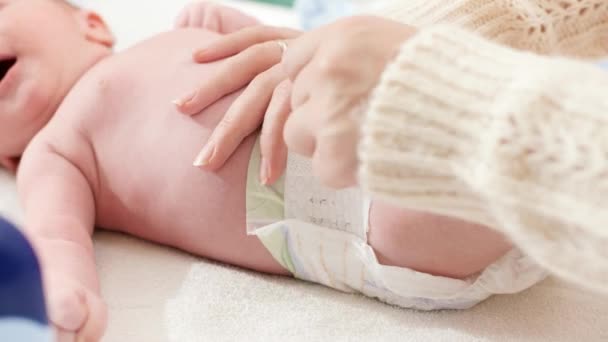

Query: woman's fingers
<box><xmin>175</xmin><ymin>40</ymin><xmax>284</xmax><ymax>116</ymax></box>
<box><xmin>281</xmin><ymin>28</ymin><xmax>325</xmax><ymax>81</ymax></box>
<box><xmin>290</xmin><ymin>62</ymin><xmax>320</xmax><ymax>109</ymax></box>
<box><xmin>193</xmin><ymin>64</ymin><xmax>286</xmax><ymax>170</ymax></box>
<box><xmin>312</xmin><ymin>112</ymin><xmax>360</xmax><ymax>189</ymax></box>
<box><xmin>259</xmin><ymin>80</ymin><xmax>292</xmax><ymax>185</ymax></box>
<box><xmin>283</xmin><ymin>101</ymin><xmax>318</xmax><ymax>157</ymax></box>
<box><xmin>194</xmin><ymin>25</ymin><xmax>300</xmax><ymax>63</ymax></box>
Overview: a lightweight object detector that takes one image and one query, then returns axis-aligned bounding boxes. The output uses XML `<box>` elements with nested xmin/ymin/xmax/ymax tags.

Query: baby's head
<box><xmin>0</xmin><ymin>0</ymin><xmax>114</xmax><ymax>171</ymax></box>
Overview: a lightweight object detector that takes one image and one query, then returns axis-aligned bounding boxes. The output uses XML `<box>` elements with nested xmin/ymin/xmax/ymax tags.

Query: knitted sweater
<box><xmin>361</xmin><ymin>0</ymin><xmax>608</xmax><ymax>293</ymax></box>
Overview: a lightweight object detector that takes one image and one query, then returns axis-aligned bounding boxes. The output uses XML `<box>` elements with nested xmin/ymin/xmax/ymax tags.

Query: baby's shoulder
<box><xmin>67</xmin><ymin>54</ymin><xmax>138</xmax><ymax>109</ymax></box>
<box><xmin>65</xmin><ymin>28</ymin><xmax>221</xmax><ymax>116</ymax></box>
<box><xmin>51</xmin><ymin>53</ymin><xmax>144</xmax><ymax>140</ymax></box>
<box><xmin>19</xmin><ymin>58</ymin><xmax>130</xmax><ymax>182</ymax></box>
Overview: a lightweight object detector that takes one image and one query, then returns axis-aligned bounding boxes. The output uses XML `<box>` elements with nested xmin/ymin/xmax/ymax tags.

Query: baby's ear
<box><xmin>76</xmin><ymin>11</ymin><xmax>115</xmax><ymax>48</ymax></box>
<box><xmin>0</xmin><ymin>157</ymin><xmax>18</xmax><ymax>174</ymax></box>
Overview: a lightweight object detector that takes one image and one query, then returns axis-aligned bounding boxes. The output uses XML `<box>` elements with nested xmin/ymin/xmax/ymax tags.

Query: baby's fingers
<box><xmin>260</xmin><ymin>80</ymin><xmax>291</xmax><ymax>185</ymax></box>
<box><xmin>193</xmin><ymin>65</ymin><xmax>285</xmax><ymax>170</ymax></box>
<box><xmin>56</xmin><ymin>327</ymin><xmax>76</xmax><ymax>342</ymax></box>
<box><xmin>48</xmin><ymin>283</ymin><xmax>106</xmax><ymax>342</ymax></box>
<box><xmin>75</xmin><ymin>291</ymin><xmax>107</xmax><ymax>342</ymax></box>
<box><xmin>174</xmin><ymin>9</ymin><xmax>189</xmax><ymax>29</ymax></box>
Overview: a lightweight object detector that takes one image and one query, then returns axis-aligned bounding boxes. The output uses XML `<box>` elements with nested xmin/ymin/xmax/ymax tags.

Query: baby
<box><xmin>0</xmin><ymin>1</ymin><xmax>546</xmax><ymax>340</ymax></box>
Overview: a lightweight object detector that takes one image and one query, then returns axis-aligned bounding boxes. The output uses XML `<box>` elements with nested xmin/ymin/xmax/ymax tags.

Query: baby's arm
<box><xmin>368</xmin><ymin>201</ymin><xmax>512</xmax><ymax>279</ymax></box>
<box><xmin>18</xmin><ymin>138</ymin><xmax>105</xmax><ymax>341</ymax></box>
<box><xmin>174</xmin><ymin>1</ymin><xmax>259</xmax><ymax>33</ymax></box>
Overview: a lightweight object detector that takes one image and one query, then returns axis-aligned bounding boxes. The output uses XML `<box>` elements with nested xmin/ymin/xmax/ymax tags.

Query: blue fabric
<box><xmin>0</xmin><ymin>319</ymin><xmax>52</xmax><ymax>342</ymax></box>
<box><xmin>0</xmin><ymin>218</ymin><xmax>48</xmax><ymax>325</ymax></box>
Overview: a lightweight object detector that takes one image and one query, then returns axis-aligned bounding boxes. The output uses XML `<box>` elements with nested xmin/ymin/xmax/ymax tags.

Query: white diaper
<box><xmin>246</xmin><ymin>149</ymin><xmax>547</xmax><ymax>310</ymax></box>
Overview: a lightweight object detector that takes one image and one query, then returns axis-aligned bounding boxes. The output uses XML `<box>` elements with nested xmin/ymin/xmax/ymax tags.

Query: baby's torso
<box><xmin>52</xmin><ymin>29</ymin><xmax>255</xmax><ymax>255</ymax></box>
<box><xmin>38</xmin><ymin>28</ymin><xmax>366</xmax><ymax>266</ymax></box>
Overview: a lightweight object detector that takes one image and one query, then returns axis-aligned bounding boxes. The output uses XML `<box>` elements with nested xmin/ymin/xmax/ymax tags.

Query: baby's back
<box><xmin>56</xmin><ymin>29</ymin><xmax>277</xmax><ymax>272</ymax></box>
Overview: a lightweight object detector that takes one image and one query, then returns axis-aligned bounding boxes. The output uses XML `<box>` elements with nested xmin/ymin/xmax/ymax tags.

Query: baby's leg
<box><xmin>368</xmin><ymin>201</ymin><xmax>512</xmax><ymax>279</ymax></box>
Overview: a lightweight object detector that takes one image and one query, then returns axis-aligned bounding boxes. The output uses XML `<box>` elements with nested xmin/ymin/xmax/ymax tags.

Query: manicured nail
<box><xmin>193</xmin><ymin>143</ymin><xmax>214</xmax><ymax>167</ymax></box>
<box><xmin>173</xmin><ymin>91</ymin><xmax>196</xmax><ymax>107</ymax></box>
<box><xmin>194</xmin><ymin>49</ymin><xmax>207</xmax><ymax>61</ymax></box>
<box><xmin>260</xmin><ymin>157</ymin><xmax>270</xmax><ymax>185</ymax></box>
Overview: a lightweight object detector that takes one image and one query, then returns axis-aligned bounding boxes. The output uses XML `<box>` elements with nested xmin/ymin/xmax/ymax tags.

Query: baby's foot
<box><xmin>45</xmin><ymin>274</ymin><xmax>107</xmax><ymax>342</ymax></box>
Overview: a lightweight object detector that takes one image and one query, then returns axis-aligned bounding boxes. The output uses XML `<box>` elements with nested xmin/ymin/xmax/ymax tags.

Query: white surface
<box><xmin>1</xmin><ymin>1</ymin><xmax>608</xmax><ymax>341</ymax></box>
<box><xmin>89</xmin><ymin>0</ymin><xmax>299</xmax><ymax>51</ymax></box>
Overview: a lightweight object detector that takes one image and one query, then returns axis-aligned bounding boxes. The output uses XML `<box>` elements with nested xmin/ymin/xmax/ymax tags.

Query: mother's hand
<box><xmin>175</xmin><ymin>25</ymin><xmax>300</xmax><ymax>184</ymax></box>
<box><xmin>282</xmin><ymin>16</ymin><xmax>416</xmax><ymax>188</ymax></box>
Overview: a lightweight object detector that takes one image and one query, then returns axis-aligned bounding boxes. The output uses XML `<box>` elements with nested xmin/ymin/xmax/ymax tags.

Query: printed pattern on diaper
<box><xmin>283</xmin><ymin>153</ymin><xmax>367</xmax><ymax>240</ymax></box>
<box><xmin>276</xmin><ymin>220</ymin><xmax>490</xmax><ymax>311</ymax></box>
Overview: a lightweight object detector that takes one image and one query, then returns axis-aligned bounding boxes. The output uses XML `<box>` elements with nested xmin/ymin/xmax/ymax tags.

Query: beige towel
<box><xmin>94</xmin><ymin>231</ymin><xmax>608</xmax><ymax>342</ymax></box>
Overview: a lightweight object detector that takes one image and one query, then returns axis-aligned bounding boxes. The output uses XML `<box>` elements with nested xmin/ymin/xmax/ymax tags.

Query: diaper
<box><xmin>246</xmin><ymin>139</ymin><xmax>547</xmax><ymax>310</ymax></box>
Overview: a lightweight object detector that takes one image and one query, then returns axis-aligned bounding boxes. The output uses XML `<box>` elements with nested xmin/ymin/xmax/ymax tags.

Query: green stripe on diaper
<box><xmin>245</xmin><ymin>137</ymin><xmax>295</xmax><ymax>274</ymax></box>
<box><xmin>256</xmin><ymin>226</ymin><xmax>296</xmax><ymax>275</ymax></box>
<box><xmin>246</xmin><ymin>138</ymin><xmax>285</xmax><ymax>222</ymax></box>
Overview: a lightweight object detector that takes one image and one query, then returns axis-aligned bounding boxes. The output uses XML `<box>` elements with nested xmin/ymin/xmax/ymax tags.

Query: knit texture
<box><xmin>360</xmin><ymin>25</ymin><xmax>608</xmax><ymax>293</ymax></box>
<box><xmin>373</xmin><ymin>0</ymin><xmax>608</xmax><ymax>57</ymax></box>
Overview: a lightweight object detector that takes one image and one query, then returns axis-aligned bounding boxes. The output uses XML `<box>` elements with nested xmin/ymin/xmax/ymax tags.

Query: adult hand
<box><xmin>174</xmin><ymin>25</ymin><xmax>300</xmax><ymax>185</ymax></box>
<box><xmin>282</xmin><ymin>16</ymin><xmax>417</xmax><ymax>188</ymax></box>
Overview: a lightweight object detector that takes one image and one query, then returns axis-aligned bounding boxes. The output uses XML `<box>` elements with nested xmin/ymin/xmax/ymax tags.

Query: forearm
<box><xmin>372</xmin><ymin>0</ymin><xmax>608</xmax><ymax>57</ymax></box>
<box><xmin>23</xmin><ymin>213</ymin><xmax>98</xmax><ymax>291</ymax></box>
<box><xmin>18</xmin><ymin>145</ymin><xmax>99</xmax><ymax>290</ymax></box>
<box><xmin>26</xmin><ymin>227</ymin><xmax>99</xmax><ymax>292</ymax></box>
<box><xmin>360</xmin><ymin>24</ymin><xmax>608</xmax><ymax>291</ymax></box>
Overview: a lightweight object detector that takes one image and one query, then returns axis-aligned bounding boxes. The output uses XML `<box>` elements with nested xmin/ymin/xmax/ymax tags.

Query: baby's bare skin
<box><xmin>3</xmin><ymin>2</ymin><xmax>511</xmax><ymax>341</ymax></box>
<box><xmin>18</xmin><ymin>29</ymin><xmax>289</xmax><ymax>339</ymax></box>
<box><xmin>51</xmin><ymin>29</ymin><xmax>285</xmax><ymax>275</ymax></box>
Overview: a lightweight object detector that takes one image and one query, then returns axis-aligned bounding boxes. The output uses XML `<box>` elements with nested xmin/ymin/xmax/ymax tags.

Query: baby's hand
<box><xmin>45</xmin><ymin>272</ymin><xmax>107</xmax><ymax>342</ymax></box>
<box><xmin>174</xmin><ymin>1</ymin><xmax>259</xmax><ymax>33</ymax></box>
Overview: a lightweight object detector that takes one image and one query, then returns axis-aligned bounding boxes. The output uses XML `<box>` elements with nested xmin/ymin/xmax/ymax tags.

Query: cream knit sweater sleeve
<box><xmin>360</xmin><ymin>25</ymin><xmax>608</xmax><ymax>292</ymax></box>
<box><xmin>372</xmin><ymin>0</ymin><xmax>608</xmax><ymax>57</ymax></box>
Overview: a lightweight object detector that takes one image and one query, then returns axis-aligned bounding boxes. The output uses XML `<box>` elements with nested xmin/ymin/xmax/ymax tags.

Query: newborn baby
<box><xmin>0</xmin><ymin>1</ymin><xmax>546</xmax><ymax>340</ymax></box>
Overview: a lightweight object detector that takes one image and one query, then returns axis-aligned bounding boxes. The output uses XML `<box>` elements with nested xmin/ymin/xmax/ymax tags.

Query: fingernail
<box><xmin>193</xmin><ymin>143</ymin><xmax>214</xmax><ymax>167</ymax></box>
<box><xmin>173</xmin><ymin>91</ymin><xmax>196</xmax><ymax>107</ymax></box>
<box><xmin>194</xmin><ymin>49</ymin><xmax>207</xmax><ymax>61</ymax></box>
<box><xmin>260</xmin><ymin>157</ymin><xmax>270</xmax><ymax>185</ymax></box>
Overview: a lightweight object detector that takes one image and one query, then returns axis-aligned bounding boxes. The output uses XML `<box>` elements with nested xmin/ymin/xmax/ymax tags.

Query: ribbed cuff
<box><xmin>359</xmin><ymin>25</ymin><xmax>545</xmax><ymax>226</ymax></box>
<box><xmin>359</xmin><ymin>24</ymin><xmax>608</xmax><ymax>292</ymax></box>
